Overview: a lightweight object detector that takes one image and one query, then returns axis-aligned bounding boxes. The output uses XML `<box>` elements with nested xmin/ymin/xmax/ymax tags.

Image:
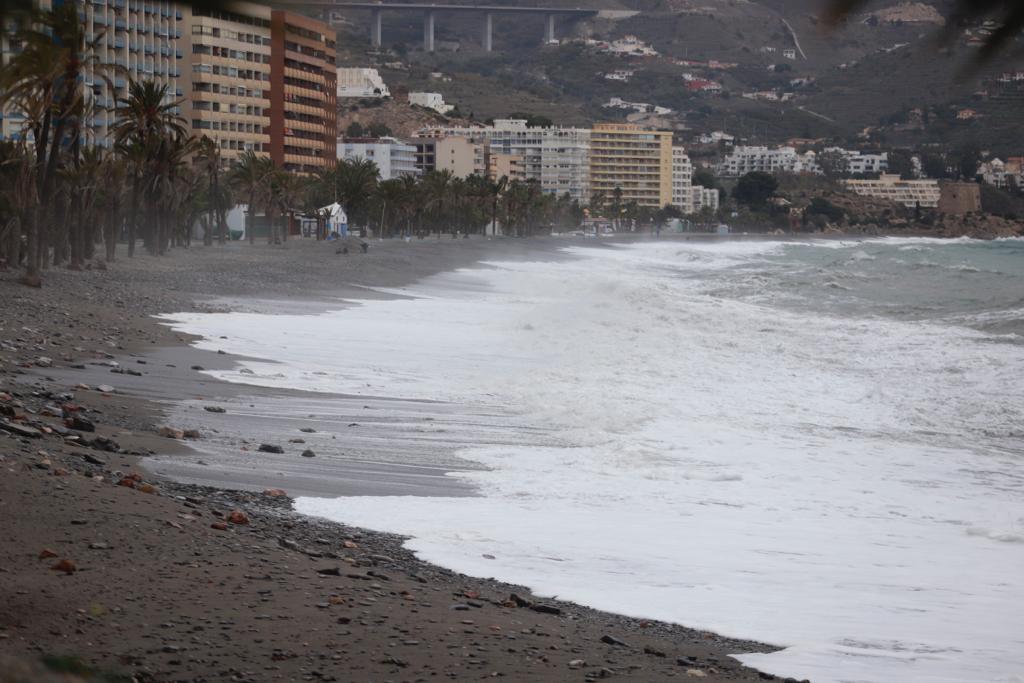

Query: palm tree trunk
<box><xmin>128</xmin><ymin>176</ymin><xmax>140</xmax><ymax>257</ymax></box>
<box><xmin>23</xmin><ymin>206</ymin><xmax>40</xmax><ymax>285</ymax></box>
<box><xmin>248</xmin><ymin>192</ymin><xmax>256</xmax><ymax>245</ymax></box>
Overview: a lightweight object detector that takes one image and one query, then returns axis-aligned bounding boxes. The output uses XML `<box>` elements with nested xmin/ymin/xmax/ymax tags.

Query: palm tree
<box><xmin>229</xmin><ymin>151</ymin><xmax>273</xmax><ymax>244</ymax></box>
<box><xmin>0</xmin><ymin>3</ymin><xmax>111</xmax><ymax>283</ymax></box>
<box><xmin>329</xmin><ymin>158</ymin><xmax>380</xmax><ymax>235</ymax></box>
<box><xmin>111</xmin><ymin>80</ymin><xmax>187</xmax><ymax>255</ymax></box>
<box><xmin>194</xmin><ymin>136</ymin><xmax>229</xmax><ymax>246</ymax></box>
<box><xmin>421</xmin><ymin>169</ymin><xmax>454</xmax><ymax>236</ymax></box>
<box><xmin>95</xmin><ymin>152</ymin><xmax>128</xmax><ymax>261</ymax></box>
<box><xmin>487</xmin><ymin>175</ymin><xmax>508</xmax><ymax>237</ymax></box>
<box><xmin>372</xmin><ymin>178</ymin><xmax>405</xmax><ymax>238</ymax></box>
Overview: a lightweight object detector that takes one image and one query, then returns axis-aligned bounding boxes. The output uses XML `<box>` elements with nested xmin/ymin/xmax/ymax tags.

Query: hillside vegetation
<box><xmin>325</xmin><ymin>0</ymin><xmax>1022</xmax><ymax>152</ymax></box>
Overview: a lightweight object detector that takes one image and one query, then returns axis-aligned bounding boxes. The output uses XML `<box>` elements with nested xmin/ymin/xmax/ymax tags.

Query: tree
<box><xmin>366</xmin><ymin>122</ymin><xmax>392</xmax><ymax>138</ymax></box>
<box><xmin>921</xmin><ymin>152</ymin><xmax>949</xmax><ymax>180</ymax></box>
<box><xmin>0</xmin><ymin>3</ymin><xmax>111</xmax><ymax>283</ymax></box>
<box><xmin>956</xmin><ymin>144</ymin><xmax>980</xmax><ymax>181</ymax></box>
<box><xmin>345</xmin><ymin>121</ymin><xmax>366</xmax><ymax>138</ymax></box>
<box><xmin>488</xmin><ymin>176</ymin><xmax>508</xmax><ymax>236</ymax></box>
<box><xmin>112</xmin><ymin>80</ymin><xmax>189</xmax><ymax>255</ymax></box>
<box><xmin>194</xmin><ymin>136</ymin><xmax>229</xmax><ymax>245</ymax></box>
<box><xmin>807</xmin><ymin>197</ymin><xmax>844</xmax><ymax>223</ymax></box>
<box><xmin>321</xmin><ymin>158</ymin><xmax>380</xmax><ymax>232</ymax></box>
<box><xmin>229</xmin><ymin>151</ymin><xmax>273</xmax><ymax>245</ymax></box>
<box><xmin>888</xmin><ymin>149</ymin><xmax>915</xmax><ymax>180</ymax></box>
<box><xmin>733</xmin><ymin>172</ymin><xmax>778</xmax><ymax>208</ymax></box>
<box><xmin>817</xmin><ymin>149</ymin><xmax>850</xmax><ymax>180</ymax></box>
<box><xmin>693</xmin><ymin>168</ymin><xmax>718</xmax><ymax>190</ymax></box>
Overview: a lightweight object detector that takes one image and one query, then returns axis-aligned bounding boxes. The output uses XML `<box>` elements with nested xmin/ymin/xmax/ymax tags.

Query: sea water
<box><xmin>163</xmin><ymin>237</ymin><xmax>1024</xmax><ymax>683</ymax></box>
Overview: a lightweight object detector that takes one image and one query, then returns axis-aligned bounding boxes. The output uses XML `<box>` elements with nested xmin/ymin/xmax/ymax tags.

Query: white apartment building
<box><xmin>822</xmin><ymin>147</ymin><xmax>889</xmax><ymax>176</ymax></box>
<box><xmin>337</xmin><ymin>67</ymin><xmax>389</xmax><ymax>98</ymax></box>
<box><xmin>671</xmin><ymin>146</ymin><xmax>693</xmax><ymax>208</ymax></box>
<box><xmin>337</xmin><ymin>136</ymin><xmax>419</xmax><ymax>180</ymax></box>
<box><xmin>408</xmin><ymin>92</ymin><xmax>454</xmax><ymax>115</ymax></box>
<box><xmin>717</xmin><ymin>145</ymin><xmax>817</xmax><ymax>177</ymax></box>
<box><xmin>671</xmin><ymin>147</ymin><xmax>719</xmax><ymax>214</ymax></box>
<box><xmin>540</xmin><ymin>127</ymin><xmax>591</xmax><ymax>204</ymax></box>
<box><xmin>846</xmin><ymin>151</ymin><xmax>888</xmax><ymax>175</ymax></box>
<box><xmin>2</xmin><ymin>0</ymin><xmax>184</xmax><ymax>145</ymax></box>
<box><xmin>843</xmin><ymin>174</ymin><xmax>941</xmax><ymax>208</ymax></box>
<box><xmin>422</xmin><ymin>119</ymin><xmax>592</xmax><ymax>204</ymax></box>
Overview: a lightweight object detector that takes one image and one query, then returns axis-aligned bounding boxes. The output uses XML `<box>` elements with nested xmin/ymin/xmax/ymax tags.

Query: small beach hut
<box><xmin>321</xmin><ymin>202</ymin><xmax>349</xmax><ymax>238</ymax></box>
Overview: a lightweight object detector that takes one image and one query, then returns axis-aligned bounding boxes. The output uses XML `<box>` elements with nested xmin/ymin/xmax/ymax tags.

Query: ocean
<box><xmin>163</xmin><ymin>237</ymin><xmax>1024</xmax><ymax>683</ymax></box>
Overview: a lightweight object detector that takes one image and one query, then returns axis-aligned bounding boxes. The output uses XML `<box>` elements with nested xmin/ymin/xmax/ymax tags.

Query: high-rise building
<box><xmin>589</xmin><ymin>123</ymin><xmax>673</xmax><ymax>209</ymax></box>
<box><xmin>2</xmin><ymin>0</ymin><xmax>184</xmax><ymax>145</ymax></box>
<box><xmin>181</xmin><ymin>1</ymin><xmax>271</xmax><ymax>164</ymax></box>
<box><xmin>268</xmin><ymin>10</ymin><xmax>337</xmax><ymax>172</ymax></box>
<box><xmin>183</xmin><ymin>3</ymin><xmax>337</xmax><ymax>171</ymax></box>
<box><xmin>671</xmin><ymin>146</ymin><xmax>693</xmax><ymax>210</ymax></box>
<box><xmin>540</xmin><ymin>127</ymin><xmax>590</xmax><ymax>204</ymax></box>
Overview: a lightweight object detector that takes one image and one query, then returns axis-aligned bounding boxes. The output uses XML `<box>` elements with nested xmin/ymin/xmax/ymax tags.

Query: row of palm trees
<box><xmin>0</xmin><ymin>4</ymin><xmax>584</xmax><ymax>287</ymax></box>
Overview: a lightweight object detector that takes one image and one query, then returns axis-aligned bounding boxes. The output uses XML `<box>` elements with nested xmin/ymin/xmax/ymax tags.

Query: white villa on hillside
<box><xmin>408</xmin><ymin>92</ymin><xmax>454</xmax><ymax>115</ymax></box>
<box><xmin>337</xmin><ymin>68</ymin><xmax>390</xmax><ymax>98</ymax></box>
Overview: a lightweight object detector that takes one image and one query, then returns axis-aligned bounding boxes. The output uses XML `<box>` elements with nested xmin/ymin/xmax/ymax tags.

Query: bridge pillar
<box><xmin>423</xmin><ymin>10</ymin><xmax>435</xmax><ymax>52</ymax></box>
<box><xmin>483</xmin><ymin>12</ymin><xmax>492</xmax><ymax>52</ymax></box>
<box><xmin>370</xmin><ymin>9</ymin><xmax>382</xmax><ymax>48</ymax></box>
<box><xmin>544</xmin><ymin>13</ymin><xmax>555</xmax><ymax>43</ymax></box>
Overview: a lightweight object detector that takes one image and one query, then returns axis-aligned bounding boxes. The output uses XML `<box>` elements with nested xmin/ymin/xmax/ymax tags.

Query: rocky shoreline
<box><xmin>2</xmin><ymin>237</ymin><xmax>797</xmax><ymax>683</ymax></box>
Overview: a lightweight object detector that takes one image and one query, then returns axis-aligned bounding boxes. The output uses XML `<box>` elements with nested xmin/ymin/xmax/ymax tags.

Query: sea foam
<box><xmin>163</xmin><ymin>239</ymin><xmax>1024</xmax><ymax>683</ymax></box>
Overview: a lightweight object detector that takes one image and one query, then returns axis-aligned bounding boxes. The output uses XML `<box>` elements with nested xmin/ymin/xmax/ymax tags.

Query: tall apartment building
<box><xmin>184</xmin><ymin>3</ymin><xmax>336</xmax><ymax>171</ymax></box>
<box><xmin>2</xmin><ymin>0</ymin><xmax>184</xmax><ymax>145</ymax></box>
<box><xmin>671</xmin><ymin>147</ymin><xmax>719</xmax><ymax>214</ymax></box>
<box><xmin>421</xmin><ymin>119</ymin><xmax>592</xmax><ymax>204</ymax></box>
<box><xmin>540</xmin><ymin>128</ymin><xmax>590</xmax><ymax>204</ymax></box>
<box><xmin>268</xmin><ymin>10</ymin><xmax>337</xmax><ymax>172</ymax></box>
<box><xmin>181</xmin><ymin>1</ymin><xmax>271</xmax><ymax>164</ymax></box>
<box><xmin>671</xmin><ymin>146</ymin><xmax>693</xmax><ymax>209</ymax></box>
<box><xmin>590</xmin><ymin>123</ymin><xmax>673</xmax><ymax>209</ymax></box>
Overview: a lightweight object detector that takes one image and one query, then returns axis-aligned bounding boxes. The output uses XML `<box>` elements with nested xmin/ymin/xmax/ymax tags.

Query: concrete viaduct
<box><xmin>302</xmin><ymin>2</ymin><xmax>598</xmax><ymax>52</ymax></box>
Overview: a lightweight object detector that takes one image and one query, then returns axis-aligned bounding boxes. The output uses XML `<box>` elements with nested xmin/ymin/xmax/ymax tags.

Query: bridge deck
<box><xmin>294</xmin><ymin>2</ymin><xmax>597</xmax><ymax>14</ymax></box>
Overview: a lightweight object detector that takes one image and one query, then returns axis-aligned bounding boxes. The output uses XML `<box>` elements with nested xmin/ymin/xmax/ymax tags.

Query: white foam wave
<box><xmin>163</xmin><ymin>241</ymin><xmax>1024</xmax><ymax>683</ymax></box>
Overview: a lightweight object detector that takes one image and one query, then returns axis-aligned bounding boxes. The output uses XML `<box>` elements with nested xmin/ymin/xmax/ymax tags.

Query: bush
<box><xmin>807</xmin><ymin>196</ymin><xmax>845</xmax><ymax>222</ymax></box>
<box><xmin>733</xmin><ymin>172</ymin><xmax>778</xmax><ymax>208</ymax></box>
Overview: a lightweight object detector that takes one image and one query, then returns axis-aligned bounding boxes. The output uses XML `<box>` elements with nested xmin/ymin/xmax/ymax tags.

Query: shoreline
<box><xmin>2</xmin><ymin>236</ymin><xmax>794</xmax><ymax>683</ymax></box>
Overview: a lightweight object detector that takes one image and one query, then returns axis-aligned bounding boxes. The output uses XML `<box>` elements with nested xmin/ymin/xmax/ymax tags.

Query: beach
<box><xmin>0</xmin><ymin>236</ymin><xmax>780</xmax><ymax>683</ymax></box>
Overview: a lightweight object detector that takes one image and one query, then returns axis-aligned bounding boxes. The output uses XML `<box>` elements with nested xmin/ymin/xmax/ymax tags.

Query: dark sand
<box><xmin>1</xmin><ymin>236</ymin><xmax>792</xmax><ymax>682</ymax></box>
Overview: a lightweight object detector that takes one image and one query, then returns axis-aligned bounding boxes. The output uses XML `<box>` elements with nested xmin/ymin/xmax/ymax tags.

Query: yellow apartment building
<box><xmin>589</xmin><ymin>123</ymin><xmax>673</xmax><ymax>209</ymax></box>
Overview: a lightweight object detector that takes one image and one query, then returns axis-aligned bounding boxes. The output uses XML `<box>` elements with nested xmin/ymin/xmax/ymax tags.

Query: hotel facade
<box><xmin>2</xmin><ymin>0</ymin><xmax>337</xmax><ymax>172</ymax></box>
<box><xmin>183</xmin><ymin>2</ymin><xmax>336</xmax><ymax>171</ymax></box>
<box><xmin>2</xmin><ymin>0</ymin><xmax>185</xmax><ymax>145</ymax></box>
<box><xmin>590</xmin><ymin>123</ymin><xmax>673</xmax><ymax>209</ymax></box>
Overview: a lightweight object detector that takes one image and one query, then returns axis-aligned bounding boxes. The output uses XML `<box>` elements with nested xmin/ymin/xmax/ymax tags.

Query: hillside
<box><xmin>317</xmin><ymin>0</ymin><xmax>1022</xmax><ymax>152</ymax></box>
